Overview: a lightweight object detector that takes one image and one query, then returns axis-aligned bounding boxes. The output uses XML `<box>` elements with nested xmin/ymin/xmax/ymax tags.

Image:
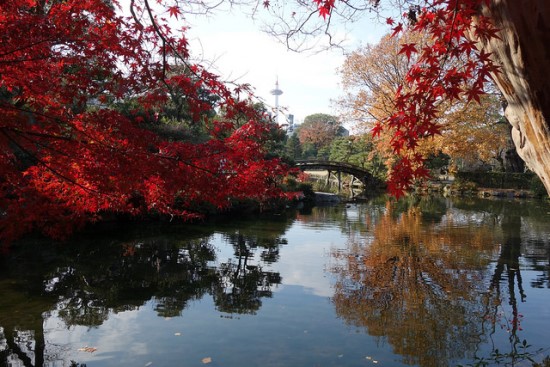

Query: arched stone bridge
<box><xmin>295</xmin><ymin>160</ymin><xmax>383</xmax><ymax>189</ymax></box>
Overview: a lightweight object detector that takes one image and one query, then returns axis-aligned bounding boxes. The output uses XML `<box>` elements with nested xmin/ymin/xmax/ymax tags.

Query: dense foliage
<box><xmin>0</xmin><ymin>0</ymin><xmax>291</xmax><ymax>244</ymax></box>
<box><xmin>303</xmin><ymin>0</ymin><xmax>500</xmax><ymax>195</ymax></box>
<box><xmin>339</xmin><ymin>32</ymin><xmax>511</xmax><ymax>173</ymax></box>
<box><xmin>0</xmin><ymin>0</ymin><xmax>520</xmax><ymax>243</ymax></box>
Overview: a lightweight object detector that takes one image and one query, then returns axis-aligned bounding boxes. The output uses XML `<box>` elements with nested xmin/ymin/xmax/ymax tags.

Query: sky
<box><xmin>183</xmin><ymin>7</ymin><xmax>387</xmax><ymax>126</ymax></box>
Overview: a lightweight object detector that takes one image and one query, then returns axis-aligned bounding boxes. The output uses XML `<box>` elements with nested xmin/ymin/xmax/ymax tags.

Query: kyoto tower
<box><xmin>270</xmin><ymin>78</ymin><xmax>283</xmax><ymax>124</ymax></box>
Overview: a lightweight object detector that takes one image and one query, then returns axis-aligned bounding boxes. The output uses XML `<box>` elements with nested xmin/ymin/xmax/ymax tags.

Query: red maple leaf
<box><xmin>398</xmin><ymin>43</ymin><xmax>418</xmax><ymax>61</ymax></box>
<box><xmin>167</xmin><ymin>6</ymin><xmax>181</xmax><ymax>19</ymax></box>
<box><xmin>391</xmin><ymin>23</ymin><xmax>403</xmax><ymax>37</ymax></box>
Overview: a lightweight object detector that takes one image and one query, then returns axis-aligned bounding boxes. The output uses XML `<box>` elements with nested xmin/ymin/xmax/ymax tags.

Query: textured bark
<box><xmin>477</xmin><ymin>1</ymin><xmax>550</xmax><ymax>193</ymax></box>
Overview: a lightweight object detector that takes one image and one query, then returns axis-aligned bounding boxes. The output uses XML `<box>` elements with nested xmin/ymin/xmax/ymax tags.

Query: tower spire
<box><xmin>270</xmin><ymin>77</ymin><xmax>283</xmax><ymax>124</ymax></box>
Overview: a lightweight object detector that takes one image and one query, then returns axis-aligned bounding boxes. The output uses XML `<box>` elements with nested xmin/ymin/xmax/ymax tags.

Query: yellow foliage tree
<box><xmin>338</xmin><ymin>32</ymin><xmax>510</xmax><ymax>172</ymax></box>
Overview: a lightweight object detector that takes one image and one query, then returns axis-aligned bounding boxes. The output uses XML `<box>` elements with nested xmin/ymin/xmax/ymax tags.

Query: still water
<box><xmin>1</xmin><ymin>196</ymin><xmax>550</xmax><ymax>367</ymax></box>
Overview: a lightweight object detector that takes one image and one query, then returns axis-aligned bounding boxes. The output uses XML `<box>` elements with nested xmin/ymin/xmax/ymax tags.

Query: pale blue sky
<box><xmin>117</xmin><ymin>0</ymin><xmax>387</xmax><ymax>126</ymax></box>
<box><xmin>185</xmin><ymin>8</ymin><xmax>386</xmax><ymax>126</ymax></box>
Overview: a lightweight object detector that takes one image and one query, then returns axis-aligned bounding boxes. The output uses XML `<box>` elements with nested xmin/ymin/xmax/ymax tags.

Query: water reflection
<box><xmin>213</xmin><ymin>232</ymin><xmax>285</xmax><ymax>314</ymax></box>
<box><xmin>1</xmin><ymin>198</ymin><xmax>550</xmax><ymax>367</ymax></box>
<box><xmin>0</xmin><ymin>215</ymin><xmax>292</xmax><ymax>366</ymax></box>
<box><xmin>330</xmin><ymin>196</ymin><xmax>550</xmax><ymax>367</ymax></box>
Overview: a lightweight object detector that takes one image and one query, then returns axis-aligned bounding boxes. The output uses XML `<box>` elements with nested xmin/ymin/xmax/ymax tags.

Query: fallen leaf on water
<box><xmin>78</xmin><ymin>347</ymin><xmax>97</xmax><ymax>353</ymax></box>
<box><xmin>201</xmin><ymin>357</ymin><xmax>212</xmax><ymax>364</ymax></box>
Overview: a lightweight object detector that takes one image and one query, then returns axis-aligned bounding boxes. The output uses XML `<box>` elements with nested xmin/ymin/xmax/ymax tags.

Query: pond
<box><xmin>1</xmin><ymin>195</ymin><xmax>550</xmax><ymax>367</ymax></box>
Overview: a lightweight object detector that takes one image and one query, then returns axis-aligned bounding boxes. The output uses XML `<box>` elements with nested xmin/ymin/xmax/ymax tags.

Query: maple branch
<box><xmin>0</xmin><ymin>37</ymin><xmax>55</xmax><ymax>58</ymax></box>
<box><xmin>2</xmin><ymin>127</ymin><xmax>72</xmax><ymax>142</ymax></box>
<box><xmin>0</xmin><ymin>129</ymin><xmax>106</xmax><ymax>197</ymax></box>
<box><xmin>4</xmin><ymin>117</ymin><xmax>226</xmax><ymax>197</ymax></box>
<box><xmin>143</xmin><ymin>0</ymin><xmax>180</xmax><ymax>73</ymax></box>
<box><xmin>155</xmin><ymin>153</ymin><xmax>219</xmax><ymax>176</ymax></box>
<box><xmin>433</xmin><ymin>1</ymin><xmax>460</xmax><ymax>84</ymax></box>
<box><xmin>0</xmin><ymin>55</ymin><xmax>59</xmax><ymax>64</ymax></box>
<box><xmin>1</xmin><ymin>103</ymin><xmax>157</xmax><ymax>165</ymax></box>
<box><xmin>128</xmin><ymin>0</ymin><xmax>144</xmax><ymax>31</ymax></box>
<box><xmin>9</xmin><ymin>128</ymin><xmax>72</xmax><ymax>158</ymax></box>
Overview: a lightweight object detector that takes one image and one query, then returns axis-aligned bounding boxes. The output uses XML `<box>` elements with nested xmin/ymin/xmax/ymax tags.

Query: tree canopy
<box><xmin>2</xmin><ymin>0</ymin><xmax>549</xmax><ymax>242</ymax></box>
<box><xmin>297</xmin><ymin>113</ymin><xmax>344</xmax><ymax>150</ymax></box>
<box><xmin>269</xmin><ymin>0</ymin><xmax>549</xmax><ymax>196</ymax></box>
<box><xmin>338</xmin><ymin>32</ymin><xmax>510</xmax><ymax>172</ymax></box>
<box><xmin>0</xmin><ymin>0</ymin><xmax>292</xmax><ymax>244</ymax></box>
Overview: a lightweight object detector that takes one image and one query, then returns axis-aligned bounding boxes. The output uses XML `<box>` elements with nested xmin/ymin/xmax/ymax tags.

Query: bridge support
<box><xmin>325</xmin><ymin>170</ymin><xmax>342</xmax><ymax>192</ymax></box>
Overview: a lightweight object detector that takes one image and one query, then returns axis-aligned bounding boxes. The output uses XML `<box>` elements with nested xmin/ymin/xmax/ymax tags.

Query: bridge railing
<box><xmin>295</xmin><ymin>160</ymin><xmax>367</xmax><ymax>171</ymax></box>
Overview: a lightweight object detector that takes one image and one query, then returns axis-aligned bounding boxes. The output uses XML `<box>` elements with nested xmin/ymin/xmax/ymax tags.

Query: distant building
<box><xmin>286</xmin><ymin>114</ymin><xmax>295</xmax><ymax>135</ymax></box>
<box><xmin>338</xmin><ymin>126</ymin><xmax>350</xmax><ymax>137</ymax></box>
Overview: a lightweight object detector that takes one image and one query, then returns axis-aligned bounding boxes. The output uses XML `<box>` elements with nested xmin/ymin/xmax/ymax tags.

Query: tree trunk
<box><xmin>478</xmin><ymin>1</ymin><xmax>550</xmax><ymax>193</ymax></box>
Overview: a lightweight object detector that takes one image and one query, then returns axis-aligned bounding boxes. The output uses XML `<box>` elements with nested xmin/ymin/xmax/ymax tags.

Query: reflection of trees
<box><xmin>212</xmin><ymin>233</ymin><xmax>283</xmax><ymax>314</ymax></box>
<box><xmin>531</xmin><ymin>249</ymin><xmax>550</xmax><ymax>289</ymax></box>
<box><xmin>331</xmin><ymin>201</ymin><xmax>501</xmax><ymax>367</ymax></box>
<box><xmin>296</xmin><ymin>196</ymin><xmax>389</xmax><ymax>236</ymax></box>
<box><xmin>477</xmin><ymin>209</ymin><xmax>533</xmax><ymax>365</ymax></box>
<box><xmin>0</xmin><ymin>291</ymin><xmax>51</xmax><ymax>367</ymax></box>
<box><xmin>0</xmin><ymin>218</ymin><xmax>289</xmax><ymax>366</ymax></box>
<box><xmin>454</xmin><ymin>197</ymin><xmax>550</xmax><ymax>289</ymax></box>
<box><xmin>332</xmin><ymin>197</ymin><xmax>550</xmax><ymax>366</ymax></box>
<box><xmin>1</xmin><ymin>237</ymin><xmax>220</xmax><ymax>366</ymax></box>
<box><xmin>49</xmin><ymin>238</ymin><xmax>219</xmax><ymax>324</ymax></box>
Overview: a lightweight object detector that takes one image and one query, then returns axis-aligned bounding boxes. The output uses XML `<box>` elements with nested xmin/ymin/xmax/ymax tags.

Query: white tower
<box><xmin>270</xmin><ymin>78</ymin><xmax>283</xmax><ymax>124</ymax></box>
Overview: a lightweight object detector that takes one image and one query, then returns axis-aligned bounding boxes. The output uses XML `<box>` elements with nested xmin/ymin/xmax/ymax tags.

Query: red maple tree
<box><xmin>0</xmin><ymin>0</ymin><xmax>504</xmax><ymax>243</ymax></box>
<box><xmin>0</xmin><ymin>0</ymin><xmax>291</xmax><ymax>244</ymax></box>
<box><xmin>309</xmin><ymin>0</ymin><xmax>499</xmax><ymax>196</ymax></box>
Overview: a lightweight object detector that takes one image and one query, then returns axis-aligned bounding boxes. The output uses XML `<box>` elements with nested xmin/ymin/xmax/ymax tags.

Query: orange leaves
<box><xmin>336</xmin><ymin>0</ymin><xmax>501</xmax><ymax>197</ymax></box>
<box><xmin>386</xmin><ymin>0</ymin><xmax>499</xmax><ymax>195</ymax></box>
<box><xmin>297</xmin><ymin>114</ymin><xmax>341</xmax><ymax>150</ymax></box>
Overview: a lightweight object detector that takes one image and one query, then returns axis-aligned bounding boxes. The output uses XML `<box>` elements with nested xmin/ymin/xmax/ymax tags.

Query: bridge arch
<box><xmin>295</xmin><ymin>160</ymin><xmax>382</xmax><ymax>189</ymax></box>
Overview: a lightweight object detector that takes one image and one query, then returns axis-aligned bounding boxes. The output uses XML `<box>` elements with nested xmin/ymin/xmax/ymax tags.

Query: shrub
<box><xmin>455</xmin><ymin>172</ymin><xmax>534</xmax><ymax>189</ymax></box>
<box><xmin>530</xmin><ymin>175</ymin><xmax>549</xmax><ymax>198</ymax></box>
